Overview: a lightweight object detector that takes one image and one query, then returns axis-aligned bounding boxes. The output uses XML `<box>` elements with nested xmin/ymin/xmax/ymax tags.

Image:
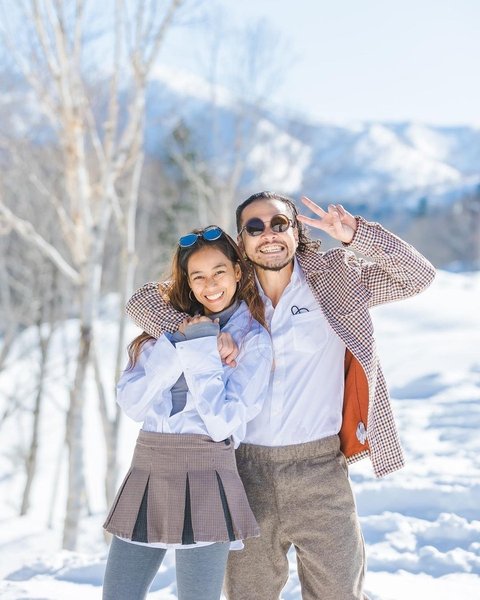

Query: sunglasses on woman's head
<box><xmin>239</xmin><ymin>214</ymin><xmax>294</xmax><ymax>237</ymax></box>
<box><xmin>178</xmin><ymin>226</ymin><xmax>223</xmax><ymax>248</ymax></box>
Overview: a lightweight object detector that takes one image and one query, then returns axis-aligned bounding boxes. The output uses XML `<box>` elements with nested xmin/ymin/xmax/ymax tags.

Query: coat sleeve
<box><xmin>176</xmin><ymin>329</ymin><xmax>272</xmax><ymax>446</ymax></box>
<box><xmin>125</xmin><ymin>281</ymin><xmax>187</xmax><ymax>338</ymax></box>
<box><xmin>116</xmin><ymin>337</ymin><xmax>183</xmax><ymax>421</ymax></box>
<box><xmin>345</xmin><ymin>216</ymin><xmax>436</xmax><ymax>307</ymax></box>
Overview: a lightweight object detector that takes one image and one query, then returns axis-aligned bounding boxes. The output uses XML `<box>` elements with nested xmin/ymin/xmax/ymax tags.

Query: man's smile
<box><xmin>259</xmin><ymin>244</ymin><xmax>285</xmax><ymax>254</ymax></box>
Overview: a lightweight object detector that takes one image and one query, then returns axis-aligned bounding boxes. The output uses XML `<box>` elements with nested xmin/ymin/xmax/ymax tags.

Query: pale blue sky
<box><xmin>165</xmin><ymin>0</ymin><xmax>480</xmax><ymax>126</ymax></box>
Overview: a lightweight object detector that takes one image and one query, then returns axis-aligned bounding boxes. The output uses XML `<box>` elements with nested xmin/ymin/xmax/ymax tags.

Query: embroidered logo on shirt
<box><xmin>291</xmin><ymin>305</ymin><xmax>309</xmax><ymax>315</ymax></box>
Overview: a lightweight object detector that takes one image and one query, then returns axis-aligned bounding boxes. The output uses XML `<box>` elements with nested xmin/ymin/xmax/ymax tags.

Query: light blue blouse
<box><xmin>116</xmin><ymin>301</ymin><xmax>272</xmax><ymax>447</ymax></box>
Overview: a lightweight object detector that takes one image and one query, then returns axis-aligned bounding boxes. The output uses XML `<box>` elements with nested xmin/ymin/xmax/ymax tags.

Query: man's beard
<box><xmin>248</xmin><ymin>256</ymin><xmax>294</xmax><ymax>272</ymax></box>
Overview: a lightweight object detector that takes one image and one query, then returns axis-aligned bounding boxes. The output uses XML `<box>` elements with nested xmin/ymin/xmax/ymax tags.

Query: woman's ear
<box><xmin>235</xmin><ymin>262</ymin><xmax>242</xmax><ymax>282</ymax></box>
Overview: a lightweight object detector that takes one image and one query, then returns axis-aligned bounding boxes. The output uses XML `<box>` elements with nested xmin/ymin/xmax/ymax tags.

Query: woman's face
<box><xmin>187</xmin><ymin>246</ymin><xmax>241</xmax><ymax>315</ymax></box>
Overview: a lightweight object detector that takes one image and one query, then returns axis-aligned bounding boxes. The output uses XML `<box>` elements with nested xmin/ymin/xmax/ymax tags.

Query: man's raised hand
<box><xmin>297</xmin><ymin>197</ymin><xmax>357</xmax><ymax>244</ymax></box>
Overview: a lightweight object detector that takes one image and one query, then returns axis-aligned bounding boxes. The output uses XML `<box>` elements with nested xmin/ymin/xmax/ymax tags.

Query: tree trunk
<box><xmin>62</xmin><ymin>322</ymin><xmax>90</xmax><ymax>550</ymax></box>
<box><xmin>92</xmin><ymin>340</ymin><xmax>121</xmax><ymax>508</ymax></box>
<box><xmin>20</xmin><ymin>320</ymin><xmax>51</xmax><ymax>515</ymax></box>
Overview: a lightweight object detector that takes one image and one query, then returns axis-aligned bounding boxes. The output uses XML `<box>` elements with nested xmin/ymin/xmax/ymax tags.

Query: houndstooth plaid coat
<box><xmin>125</xmin><ymin>217</ymin><xmax>436</xmax><ymax>478</ymax></box>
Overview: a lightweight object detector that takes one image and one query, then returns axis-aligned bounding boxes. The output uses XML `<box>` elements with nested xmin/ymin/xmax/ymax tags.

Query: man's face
<box><xmin>238</xmin><ymin>199</ymin><xmax>298</xmax><ymax>272</ymax></box>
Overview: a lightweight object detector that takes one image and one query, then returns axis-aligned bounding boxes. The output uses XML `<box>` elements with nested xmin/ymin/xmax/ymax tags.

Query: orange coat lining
<box><xmin>341</xmin><ymin>350</ymin><xmax>370</xmax><ymax>458</ymax></box>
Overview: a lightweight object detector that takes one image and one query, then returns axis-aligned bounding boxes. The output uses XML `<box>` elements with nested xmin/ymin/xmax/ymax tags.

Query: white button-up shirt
<box><xmin>244</xmin><ymin>259</ymin><xmax>346</xmax><ymax>446</ymax></box>
<box><xmin>117</xmin><ymin>301</ymin><xmax>272</xmax><ymax>448</ymax></box>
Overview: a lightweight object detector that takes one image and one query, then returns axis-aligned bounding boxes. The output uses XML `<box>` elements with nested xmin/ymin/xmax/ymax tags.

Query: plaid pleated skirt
<box><xmin>103</xmin><ymin>430</ymin><xmax>259</xmax><ymax>545</ymax></box>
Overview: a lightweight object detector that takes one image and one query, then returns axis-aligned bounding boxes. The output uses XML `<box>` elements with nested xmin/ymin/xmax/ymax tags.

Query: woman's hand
<box><xmin>217</xmin><ymin>332</ymin><xmax>239</xmax><ymax>368</ymax></box>
<box><xmin>177</xmin><ymin>315</ymin><xmax>213</xmax><ymax>335</ymax></box>
<box><xmin>178</xmin><ymin>316</ymin><xmax>239</xmax><ymax>366</ymax></box>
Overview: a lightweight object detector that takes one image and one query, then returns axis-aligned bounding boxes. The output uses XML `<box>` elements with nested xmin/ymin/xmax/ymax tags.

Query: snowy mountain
<box><xmin>2</xmin><ymin>65</ymin><xmax>479</xmax><ymax>216</ymax></box>
<box><xmin>145</xmin><ymin>67</ymin><xmax>480</xmax><ymax>213</ymax></box>
<box><xmin>296</xmin><ymin>121</ymin><xmax>480</xmax><ymax>211</ymax></box>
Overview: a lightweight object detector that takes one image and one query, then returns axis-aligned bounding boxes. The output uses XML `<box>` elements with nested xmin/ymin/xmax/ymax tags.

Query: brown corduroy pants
<box><xmin>224</xmin><ymin>436</ymin><xmax>367</xmax><ymax>600</ymax></box>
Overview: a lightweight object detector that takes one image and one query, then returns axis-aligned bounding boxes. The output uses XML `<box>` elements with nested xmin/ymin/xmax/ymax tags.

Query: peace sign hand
<box><xmin>297</xmin><ymin>197</ymin><xmax>357</xmax><ymax>244</ymax></box>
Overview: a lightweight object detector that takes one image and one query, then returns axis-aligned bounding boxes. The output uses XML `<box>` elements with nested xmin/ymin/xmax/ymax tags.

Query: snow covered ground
<box><xmin>1</xmin><ymin>270</ymin><xmax>479</xmax><ymax>599</ymax></box>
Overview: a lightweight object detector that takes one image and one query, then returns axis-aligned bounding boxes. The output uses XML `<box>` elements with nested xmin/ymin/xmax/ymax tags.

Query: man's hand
<box><xmin>217</xmin><ymin>331</ymin><xmax>239</xmax><ymax>368</ymax></box>
<box><xmin>297</xmin><ymin>197</ymin><xmax>357</xmax><ymax>244</ymax></box>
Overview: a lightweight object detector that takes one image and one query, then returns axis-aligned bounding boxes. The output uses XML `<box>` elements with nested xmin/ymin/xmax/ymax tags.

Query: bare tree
<box><xmin>0</xmin><ymin>0</ymin><xmax>187</xmax><ymax>549</ymax></box>
<box><xmin>169</xmin><ymin>12</ymin><xmax>293</xmax><ymax>232</ymax></box>
<box><xmin>20</xmin><ymin>269</ymin><xmax>59</xmax><ymax>516</ymax></box>
<box><xmin>0</xmin><ymin>154</ymin><xmax>70</xmax><ymax>513</ymax></box>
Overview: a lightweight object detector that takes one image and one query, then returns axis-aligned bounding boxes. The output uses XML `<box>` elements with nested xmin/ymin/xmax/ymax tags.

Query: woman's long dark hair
<box><xmin>127</xmin><ymin>228</ymin><xmax>266</xmax><ymax>367</ymax></box>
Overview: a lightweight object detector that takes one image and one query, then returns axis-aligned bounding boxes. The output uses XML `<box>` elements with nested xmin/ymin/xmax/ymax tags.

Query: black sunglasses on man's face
<box><xmin>239</xmin><ymin>213</ymin><xmax>294</xmax><ymax>237</ymax></box>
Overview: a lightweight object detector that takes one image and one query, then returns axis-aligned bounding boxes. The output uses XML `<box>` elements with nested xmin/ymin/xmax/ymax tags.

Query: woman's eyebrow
<box><xmin>189</xmin><ymin>263</ymin><xmax>228</xmax><ymax>276</ymax></box>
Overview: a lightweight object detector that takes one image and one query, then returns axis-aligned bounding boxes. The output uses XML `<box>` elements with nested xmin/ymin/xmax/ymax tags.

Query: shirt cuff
<box><xmin>183</xmin><ymin>321</ymin><xmax>220</xmax><ymax>340</ymax></box>
<box><xmin>176</xmin><ymin>336</ymin><xmax>221</xmax><ymax>374</ymax></box>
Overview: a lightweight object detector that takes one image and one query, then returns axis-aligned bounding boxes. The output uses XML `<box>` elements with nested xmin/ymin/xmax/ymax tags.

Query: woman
<box><xmin>102</xmin><ymin>226</ymin><xmax>272</xmax><ymax>600</ymax></box>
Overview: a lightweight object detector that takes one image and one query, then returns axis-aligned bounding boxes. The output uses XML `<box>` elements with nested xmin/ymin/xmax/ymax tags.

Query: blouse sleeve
<box><xmin>116</xmin><ymin>336</ymin><xmax>183</xmax><ymax>421</ymax></box>
<box><xmin>176</xmin><ymin>327</ymin><xmax>272</xmax><ymax>446</ymax></box>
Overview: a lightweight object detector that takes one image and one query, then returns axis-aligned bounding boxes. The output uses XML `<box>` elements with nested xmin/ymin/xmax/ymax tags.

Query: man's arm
<box><xmin>346</xmin><ymin>216</ymin><xmax>436</xmax><ymax>306</ymax></box>
<box><xmin>298</xmin><ymin>198</ymin><xmax>436</xmax><ymax>306</ymax></box>
<box><xmin>126</xmin><ymin>281</ymin><xmax>240</xmax><ymax>366</ymax></box>
<box><xmin>125</xmin><ymin>281</ymin><xmax>187</xmax><ymax>338</ymax></box>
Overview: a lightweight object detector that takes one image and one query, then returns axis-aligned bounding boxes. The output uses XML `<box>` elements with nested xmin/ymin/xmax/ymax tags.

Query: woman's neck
<box><xmin>206</xmin><ymin>299</ymin><xmax>240</xmax><ymax>327</ymax></box>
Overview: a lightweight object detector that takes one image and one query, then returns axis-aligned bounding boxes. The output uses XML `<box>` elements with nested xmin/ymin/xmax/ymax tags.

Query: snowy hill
<box><xmin>145</xmin><ymin>67</ymin><xmax>480</xmax><ymax>212</ymax></box>
<box><xmin>2</xmin><ymin>65</ymin><xmax>479</xmax><ymax>216</ymax></box>
<box><xmin>297</xmin><ymin>121</ymin><xmax>480</xmax><ymax>211</ymax></box>
<box><xmin>1</xmin><ymin>270</ymin><xmax>480</xmax><ymax>599</ymax></box>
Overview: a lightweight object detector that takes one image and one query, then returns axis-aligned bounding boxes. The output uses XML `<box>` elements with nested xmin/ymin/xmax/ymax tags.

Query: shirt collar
<box><xmin>291</xmin><ymin>256</ymin><xmax>305</xmax><ymax>286</ymax></box>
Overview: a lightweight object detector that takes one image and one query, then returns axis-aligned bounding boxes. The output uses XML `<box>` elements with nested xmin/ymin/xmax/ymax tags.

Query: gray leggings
<box><xmin>103</xmin><ymin>536</ymin><xmax>230</xmax><ymax>600</ymax></box>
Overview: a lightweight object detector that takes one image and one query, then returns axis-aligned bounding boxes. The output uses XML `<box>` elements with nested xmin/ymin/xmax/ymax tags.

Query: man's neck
<box><xmin>255</xmin><ymin>261</ymin><xmax>295</xmax><ymax>308</ymax></box>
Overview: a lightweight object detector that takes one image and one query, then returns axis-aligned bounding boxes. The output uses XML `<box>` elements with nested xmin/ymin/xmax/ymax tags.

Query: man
<box><xmin>125</xmin><ymin>192</ymin><xmax>436</xmax><ymax>599</ymax></box>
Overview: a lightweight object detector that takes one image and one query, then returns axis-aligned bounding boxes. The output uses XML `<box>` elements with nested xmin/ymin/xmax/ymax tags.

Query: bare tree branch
<box><xmin>0</xmin><ymin>203</ymin><xmax>81</xmax><ymax>284</ymax></box>
<box><xmin>144</xmin><ymin>0</ymin><xmax>184</xmax><ymax>71</ymax></box>
<box><xmin>31</xmin><ymin>0</ymin><xmax>61</xmax><ymax>80</ymax></box>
